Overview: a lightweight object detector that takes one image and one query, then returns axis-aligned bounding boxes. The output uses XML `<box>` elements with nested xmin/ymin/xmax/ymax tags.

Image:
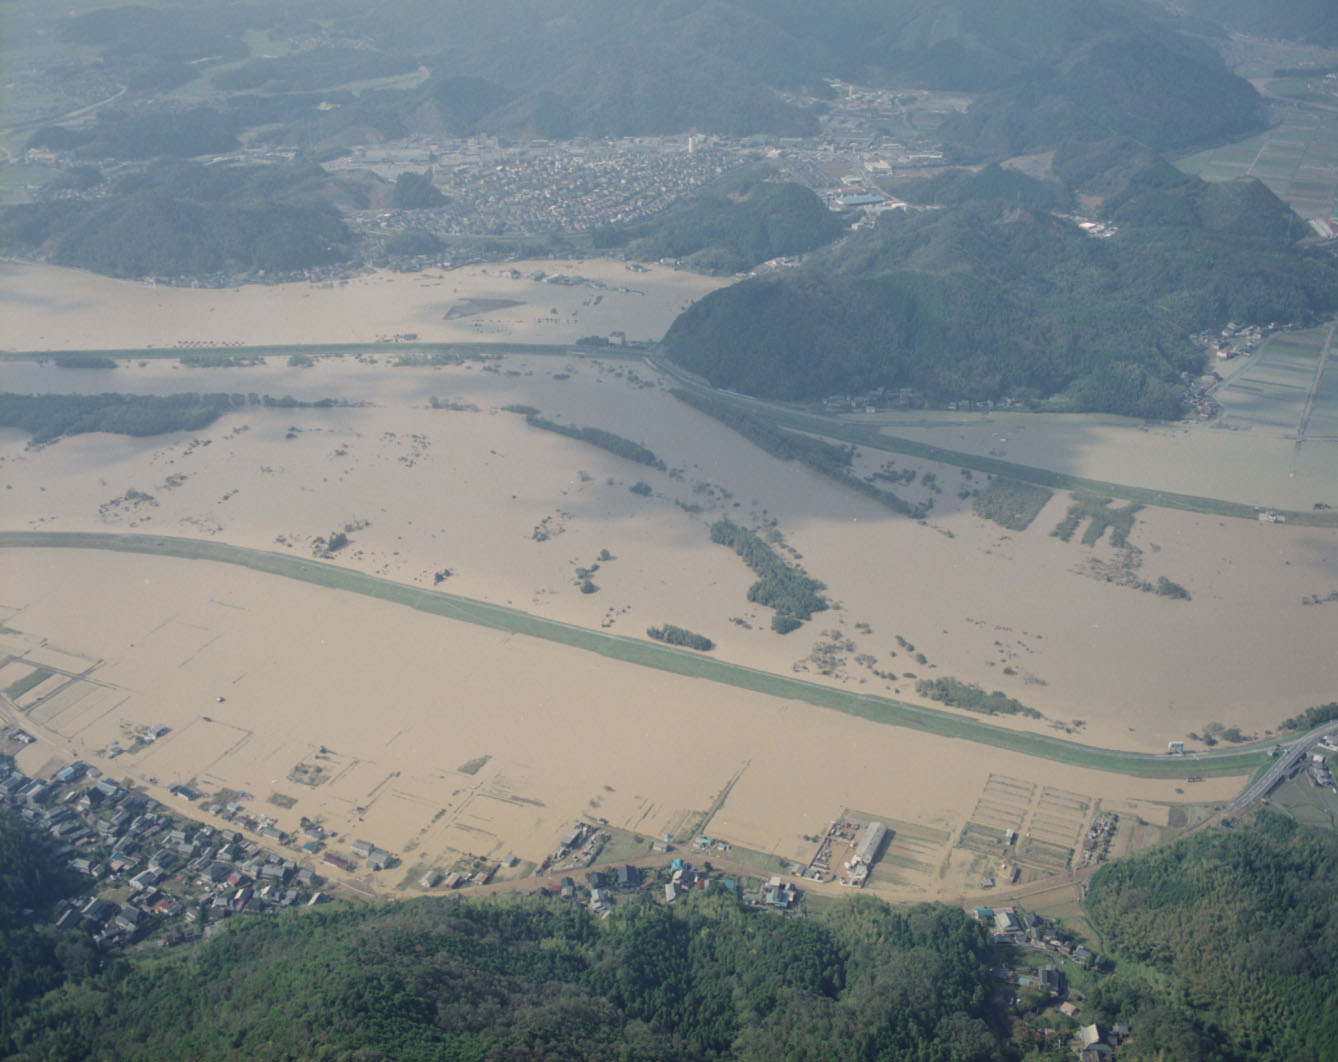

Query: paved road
<box><xmin>1291</xmin><ymin>321</ymin><xmax>1336</xmax><ymax>475</ymax></box>
<box><xmin>1233</xmin><ymin>721</ymin><xmax>1337</xmax><ymax>810</ymax></box>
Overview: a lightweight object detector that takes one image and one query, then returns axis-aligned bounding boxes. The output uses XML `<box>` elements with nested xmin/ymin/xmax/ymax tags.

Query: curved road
<box><xmin>1233</xmin><ymin>722</ymin><xmax>1337</xmax><ymax>810</ymax></box>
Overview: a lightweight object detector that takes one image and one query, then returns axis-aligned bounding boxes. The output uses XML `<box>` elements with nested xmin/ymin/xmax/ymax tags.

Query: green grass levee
<box><xmin>653</xmin><ymin>358</ymin><xmax>1338</xmax><ymax>528</ymax></box>
<box><xmin>0</xmin><ymin>530</ymin><xmax>1267</xmax><ymax>780</ymax></box>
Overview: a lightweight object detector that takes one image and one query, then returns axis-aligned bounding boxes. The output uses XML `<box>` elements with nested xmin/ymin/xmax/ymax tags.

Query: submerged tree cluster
<box><xmin>709</xmin><ymin>518</ymin><xmax>828</xmax><ymax>634</ymax></box>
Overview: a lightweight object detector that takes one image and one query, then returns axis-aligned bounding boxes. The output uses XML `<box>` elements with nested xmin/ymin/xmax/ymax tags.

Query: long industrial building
<box><xmin>852</xmin><ymin>821</ymin><xmax>887</xmax><ymax>867</ymax></box>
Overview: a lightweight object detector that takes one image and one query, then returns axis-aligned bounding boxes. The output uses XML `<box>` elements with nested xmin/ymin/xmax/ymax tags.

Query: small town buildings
<box><xmin>615</xmin><ymin>864</ymin><xmax>641</xmax><ymax>889</ymax></box>
<box><xmin>763</xmin><ymin>876</ymin><xmax>798</xmax><ymax>909</ymax></box>
<box><xmin>1079</xmin><ymin>1023</ymin><xmax>1114</xmax><ymax>1061</ymax></box>
<box><xmin>560</xmin><ymin>826</ymin><xmax>584</xmax><ymax>849</ymax></box>
<box><xmin>1039</xmin><ymin>965</ymin><xmax>1066</xmax><ymax>995</ymax></box>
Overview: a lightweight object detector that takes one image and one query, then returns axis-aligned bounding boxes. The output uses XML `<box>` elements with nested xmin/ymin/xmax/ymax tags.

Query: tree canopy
<box><xmin>1085</xmin><ymin>812</ymin><xmax>1338</xmax><ymax>1061</ymax></box>
<box><xmin>663</xmin><ymin>168</ymin><xmax>1338</xmax><ymax>418</ymax></box>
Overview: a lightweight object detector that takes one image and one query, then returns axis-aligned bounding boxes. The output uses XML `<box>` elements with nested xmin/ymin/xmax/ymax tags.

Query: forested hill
<box><xmin>1153</xmin><ymin>0</ymin><xmax>1338</xmax><ymax>46</ymax></box>
<box><xmin>600</xmin><ymin>177</ymin><xmax>846</xmax><ymax>275</ymax></box>
<box><xmin>1085</xmin><ymin>812</ymin><xmax>1338</xmax><ymax>1061</ymax></box>
<box><xmin>662</xmin><ymin>165</ymin><xmax>1338</xmax><ymax>418</ymax></box>
<box><xmin>33</xmin><ymin>0</ymin><xmax>1259</xmax><ymax>150</ymax></box>
<box><xmin>5</xmin><ymin>877</ymin><xmax>1007</xmax><ymax>1060</ymax></box>
<box><xmin>0</xmin><ymin>160</ymin><xmax>352</xmax><ymax>281</ymax></box>
<box><xmin>7</xmin><ymin>796</ymin><xmax>1338</xmax><ymax>1059</ymax></box>
<box><xmin>7</xmin><ymin>0</ymin><xmax>1266</xmax><ymax>284</ymax></box>
<box><xmin>0</xmin><ymin>811</ymin><xmax>97</xmax><ymax>1042</ymax></box>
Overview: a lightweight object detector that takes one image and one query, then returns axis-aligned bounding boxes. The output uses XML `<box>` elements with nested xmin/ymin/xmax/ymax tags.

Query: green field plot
<box><xmin>972</xmin><ymin>476</ymin><xmax>1054</xmax><ymax>531</ymax></box>
<box><xmin>0</xmin><ymin>164</ymin><xmax>60</xmax><ymax>206</ymax></box>
<box><xmin>968</xmin><ymin>774</ymin><xmax>1035</xmax><ymax>830</ymax></box>
<box><xmin>1016</xmin><ymin>835</ymin><xmax>1074</xmax><ymax>872</ymax></box>
<box><xmin>1268</xmin><ymin>772</ymin><xmax>1338</xmax><ymax>831</ymax></box>
<box><xmin>1177</xmin><ymin>111</ymin><xmax>1338</xmax><ymax>217</ymax></box>
<box><xmin>1216</xmin><ymin>326</ymin><xmax>1331</xmax><ymax>433</ymax></box>
<box><xmin>1027</xmin><ymin>786</ymin><xmax>1093</xmax><ymax>848</ymax></box>
<box><xmin>862</xmin><ymin>816</ymin><xmax>948</xmax><ymax>887</ymax></box>
<box><xmin>1289</xmin><ymin>179</ymin><xmax>1335</xmax><ymax>200</ymax></box>
<box><xmin>1308</xmin><ymin>371</ymin><xmax>1338</xmax><ymax>440</ymax></box>
<box><xmin>1252</xmin><ymin>160</ymin><xmax>1302</xmax><ymax>182</ymax></box>
<box><xmin>957</xmin><ymin>821</ymin><xmax>1009</xmax><ymax>855</ymax></box>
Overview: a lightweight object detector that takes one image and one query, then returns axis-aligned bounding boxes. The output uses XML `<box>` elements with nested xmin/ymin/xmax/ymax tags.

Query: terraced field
<box><xmin>1178</xmin><ymin>109</ymin><xmax>1338</xmax><ymax>222</ymax></box>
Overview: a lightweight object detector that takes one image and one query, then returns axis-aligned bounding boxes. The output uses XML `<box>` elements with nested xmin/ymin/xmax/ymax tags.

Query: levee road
<box><xmin>0</xmin><ymin>529</ymin><xmax>1272</xmax><ymax>781</ymax></box>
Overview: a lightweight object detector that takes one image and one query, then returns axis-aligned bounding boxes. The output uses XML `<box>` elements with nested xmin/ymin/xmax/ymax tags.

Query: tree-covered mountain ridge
<box><xmin>5</xmin><ymin>804</ymin><xmax>1338</xmax><ymax>1060</ymax></box>
<box><xmin>662</xmin><ymin>160</ymin><xmax>1338</xmax><ymax>418</ymax></box>
<box><xmin>40</xmin><ymin>0</ymin><xmax>1262</xmax><ymax>150</ymax></box>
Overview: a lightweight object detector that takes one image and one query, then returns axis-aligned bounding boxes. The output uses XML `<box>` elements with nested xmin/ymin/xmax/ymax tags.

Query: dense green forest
<box><xmin>28</xmin><ymin>0</ymin><xmax>1259</xmax><ymax>152</ymax></box>
<box><xmin>600</xmin><ymin>178</ymin><xmax>845</xmax><ymax>274</ymax></box>
<box><xmin>0</xmin><ymin>160</ymin><xmax>352</xmax><ymax>279</ymax></box>
<box><xmin>7</xmin><ymin>781</ymin><xmax>1338</xmax><ymax>1059</ymax></box>
<box><xmin>26</xmin><ymin>108</ymin><xmax>243</xmax><ymax>162</ymax></box>
<box><xmin>0</xmin><ymin>393</ymin><xmax>234</xmax><ymax>444</ymax></box>
<box><xmin>1280</xmin><ymin>701</ymin><xmax>1338</xmax><ymax>732</ymax></box>
<box><xmin>663</xmin><ymin>166</ymin><xmax>1338</xmax><ymax>418</ymax></box>
<box><xmin>0</xmin><ymin>811</ymin><xmax>98</xmax><ymax>1045</ymax></box>
<box><xmin>1085</xmin><ymin>812</ymin><xmax>1338</xmax><ymax>1061</ymax></box>
<box><xmin>506</xmin><ymin>409</ymin><xmax>665</xmax><ymax>470</ymax></box>
<box><xmin>915</xmin><ymin>678</ymin><xmax>1041</xmax><ymax>719</ymax></box>
<box><xmin>0</xmin><ymin>392</ymin><xmax>346</xmax><ymax>445</ymax></box>
<box><xmin>3</xmin><ymin>847</ymin><xmax>1007</xmax><ymax>1060</ymax></box>
<box><xmin>646</xmin><ymin>624</ymin><xmax>715</xmax><ymax>652</ymax></box>
<box><xmin>936</xmin><ymin>25</ymin><xmax>1260</xmax><ymax>160</ymax></box>
<box><xmin>709</xmin><ymin>518</ymin><xmax>829</xmax><ymax>633</ymax></box>
<box><xmin>392</xmin><ymin>172</ymin><xmax>446</xmax><ymax>210</ymax></box>
<box><xmin>971</xmin><ymin>478</ymin><xmax>1054</xmax><ymax>532</ymax></box>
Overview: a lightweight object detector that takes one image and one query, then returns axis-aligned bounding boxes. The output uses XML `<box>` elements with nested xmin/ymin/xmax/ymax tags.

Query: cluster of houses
<box><xmin>1077</xmin><ymin>813</ymin><xmax>1118</xmax><ymax>870</ymax></box>
<box><xmin>342</xmin><ymin>133</ymin><xmax>737</xmax><ymax>241</ymax></box>
<box><xmin>1202</xmin><ymin>321</ymin><xmax>1266</xmax><ymax>362</ymax></box>
<box><xmin>540</xmin><ymin>830</ymin><xmax>798</xmax><ymax>915</ymax></box>
<box><xmin>806</xmin><ymin>817</ymin><xmax>888</xmax><ymax>885</ymax></box>
<box><xmin>570</xmin><ymin>863</ymin><xmax>644</xmax><ymax>914</ymax></box>
<box><xmin>1074</xmin><ymin>1023</ymin><xmax>1130</xmax><ymax>1061</ymax></box>
<box><xmin>1</xmin><ymin>756</ymin><xmax>331</xmax><ymax>951</ymax></box>
<box><xmin>980</xmin><ymin>906</ymin><xmax>1133</xmax><ymax>1057</ymax></box>
<box><xmin>977</xmin><ymin>906</ymin><xmax>1103</xmax><ymax>969</ymax></box>
<box><xmin>821</xmin><ymin>388</ymin><xmax>917</xmax><ymax>414</ymax></box>
<box><xmin>539</xmin><ymin>822</ymin><xmax>605</xmax><ymax>875</ymax></box>
<box><xmin>662</xmin><ymin>858</ymin><xmax>715</xmax><ymax>905</ymax></box>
